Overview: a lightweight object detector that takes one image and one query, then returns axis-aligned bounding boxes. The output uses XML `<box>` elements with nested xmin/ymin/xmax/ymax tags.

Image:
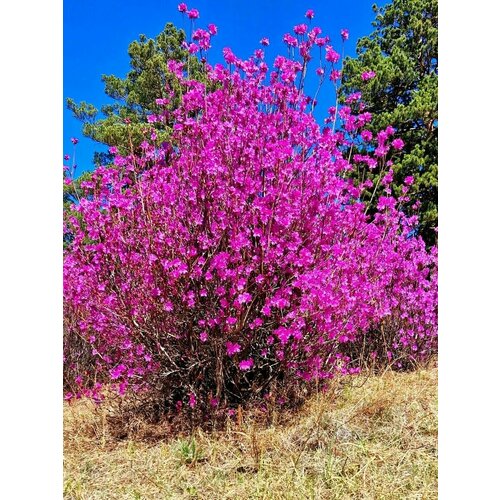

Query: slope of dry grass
<box><xmin>64</xmin><ymin>367</ymin><xmax>437</xmax><ymax>499</ymax></box>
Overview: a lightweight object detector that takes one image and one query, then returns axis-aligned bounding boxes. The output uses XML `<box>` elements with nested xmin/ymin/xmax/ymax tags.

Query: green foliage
<box><xmin>176</xmin><ymin>438</ymin><xmax>205</xmax><ymax>465</ymax></box>
<box><xmin>66</xmin><ymin>22</ymin><xmax>206</xmax><ymax>158</ymax></box>
<box><xmin>341</xmin><ymin>0</ymin><xmax>437</xmax><ymax>245</ymax></box>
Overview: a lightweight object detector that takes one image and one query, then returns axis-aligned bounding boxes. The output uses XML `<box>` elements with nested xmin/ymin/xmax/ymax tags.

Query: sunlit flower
<box><xmin>392</xmin><ymin>138</ymin><xmax>405</xmax><ymax>150</ymax></box>
<box><xmin>239</xmin><ymin>359</ymin><xmax>254</xmax><ymax>370</ymax></box>
<box><xmin>226</xmin><ymin>342</ymin><xmax>241</xmax><ymax>356</ymax></box>
<box><xmin>361</xmin><ymin>70</ymin><xmax>376</xmax><ymax>81</ymax></box>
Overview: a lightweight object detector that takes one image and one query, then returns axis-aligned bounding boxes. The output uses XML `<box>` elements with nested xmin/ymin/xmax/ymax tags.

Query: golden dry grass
<box><xmin>64</xmin><ymin>367</ymin><xmax>437</xmax><ymax>499</ymax></box>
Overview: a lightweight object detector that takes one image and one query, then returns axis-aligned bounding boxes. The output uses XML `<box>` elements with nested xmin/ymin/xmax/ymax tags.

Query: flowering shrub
<box><xmin>63</xmin><ymin>6</ymin><xmax>437</xmax><ymax>415</ymax></box>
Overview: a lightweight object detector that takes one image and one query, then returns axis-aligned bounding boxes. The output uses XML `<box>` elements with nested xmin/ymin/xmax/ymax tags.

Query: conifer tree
<box><xmin>341</xmin><ymin>0</ymin><xmax>437</xmax><ymax>245</ymax></box>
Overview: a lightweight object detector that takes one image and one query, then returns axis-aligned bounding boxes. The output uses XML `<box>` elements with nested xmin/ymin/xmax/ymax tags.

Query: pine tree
<box><xmin>341</xmin><ymin>0</ymin><xmax>437</xmax><ymax>246</ymax></box>
<box><xmin>66</xmin><ymin>22</ymin><xmax>206</xmax><ymax>165</ymax></box>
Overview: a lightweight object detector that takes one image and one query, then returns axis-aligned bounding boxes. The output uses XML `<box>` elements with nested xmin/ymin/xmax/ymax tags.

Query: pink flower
<box><xmin>305</xmin><ymin>9</ymin><xmax>315</xmax><ymax>19</ymax></box>
<box><xmin>283</xmin><ymin>33</ymin><xmax>298</xmax><ymax>47</ymax></box>
<box><xmin>188</xmin><ymin>43</ymin><xmax>199</xmax><ymax>54</ymax></box>
<box><xmin>294</xmin><ymin>24</ymin><xmax>308</xmax><ymax>35</ymax></box>
<box><xmin>189</xmin><ymin>392</ymin><xmax>197</xmax><ymax>408</ymax></box>
<box><xmin>340</xmin><ymin>29</ymin><xmax>349</xmax><ymax>41</ymax></box>
<box><xmin>110</xmin><ymin>364</ymin><xmax>126</xmax><ymax>380</ymax></box>
<box><xmin>177</xmin><ymin>3</ymin><xmax>187</xmax><ymax>13</ymax></box>
<box><xmin>361</xmin><ymin>130</ymin><xmax>373</xmax><ymax>142</ymax></box>
<box><xmin>187</xmin><ymin>8</ymin><xmax>199</xmax><ymax>19</ymax></box>
<box><xmin>330</xmin><ymin>69</ymin><xmax>341</xmax><ymax>81</ymax></box>
<box><xmin>392</xmin><ymin>138</ymin><xmax>405</xmax><ymax>150</ymax></box>
<box><xmin>64</xmin><ymin>154</ymin><xmax>70</xmax><ymax>161</ymax></box>
<box><xmin>404</xmin><ymin>175</ymin><xmax>414</xmax><ymax>185</ymax></box>
<box><xmin>226</xmin><ymin>342</ymin><xmax>241</xmax><ymax>356</ymax></box>
<box><xmin>260</xmin><ymin>37</ymin><xmax>270</xmax><ymax>46</ymax></box>
<box><xmin>236</xmin><ymin>292</ymin><xmax>252</xmax><ymax>305</ymax></box>
<box><xmin>325</xmin><ymin>47</ymin><xmax>340</xmax><ymax>63</ymax></box>
<box><xmin>361</xmin><ymin>70</ymin><xmax>376</xmax><ymax>81</ymax></box>
<box><xmin>208</xmin><ymin>23</ymin><xmax>218</xmax><ymax>35</ymax></box>
<box><xmin>239</xmin><ymin>359</ymin><xmax>254</xmax><ymax>370</ymax></box>
<box><xmin>222</xmin><ymin>47</ymin><xmax>237</xmax><ymax>64</ymax></box>
<box><xmin>345</xmin><ymin>92</ymin><xmax>362</xmax><ymax>104</ymax></box>
<box><xmin>199</xmin><ymin>331</ymin><xmax>208</xmax><ymax>342</ymax></box>
<box><xmin>109</xmin><ymin>146</ymin><xmax>118</xmax><ymax>154</ymax></box>
<box><xmin>70</xmin><ymin>137</ymin><xmax>78</xmax><ymax>145</ymax></box>
<box><xmin>316</xmin><ymin>67</ymin><xmax>325</xmax><ymax>77</ymax></box>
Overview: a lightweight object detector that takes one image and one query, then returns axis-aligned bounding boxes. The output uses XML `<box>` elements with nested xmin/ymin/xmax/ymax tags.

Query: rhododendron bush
<box><xmin>63</xmin><ymin>6</ymin><xmax>437</xmax><ymax>415</ymax></box>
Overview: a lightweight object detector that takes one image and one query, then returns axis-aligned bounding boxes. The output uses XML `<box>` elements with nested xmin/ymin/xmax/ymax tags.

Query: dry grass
<box><xmin>64</xmin><ymin>367</ymin><xmax>437</xmax><ymax>499</ymax></box>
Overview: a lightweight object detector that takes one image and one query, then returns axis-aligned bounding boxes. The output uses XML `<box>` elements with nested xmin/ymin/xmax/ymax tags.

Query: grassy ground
<box><xmin>64</xmin><ymin>367</ymin><xmax>437</xmax><ymax>499</ymax></box>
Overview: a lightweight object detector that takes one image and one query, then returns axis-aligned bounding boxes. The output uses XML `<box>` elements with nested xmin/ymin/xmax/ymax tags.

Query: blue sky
<box><xmin>64</xmin><ymin>0</ymin><xmax>388</xmax><ymax>173</ymax></box>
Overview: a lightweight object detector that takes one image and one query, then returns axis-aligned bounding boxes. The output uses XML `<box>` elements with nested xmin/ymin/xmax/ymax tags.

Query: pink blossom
<box><xmin>392</xmin><ymin>138</ymin><xmax>405</xmax><ymax>150</ymax></box>
<box><xmin>236</xmin><ymin>292</ymin><xmax>252</xmax><ymax>305</ymax></box>
<box><xmin>305</xmin><ymin>9</ymin><xmax>315</xmax><ymax>19</ymax></box>
<box><xmin>325</xmin><ymin>46</ymin><xmax>340</xmax><ymax>63</ymax></box>
<box><xmin>70</xmin><ymin>137</ymin><xmax>78</xmax><ymax>145</ymax></box>
<box><xmin>239</xmin><ymin>359</ymin><xmax>254</xmax><ymax>371</ymax></box>
<box><xmin>110</xmin><ymin>364</ymin><xmax>126</xmax><ymax>380</ymax></box>
<box><xmin>222</xmin><ymin>47</ymin><xmax>237</xmax><ymax>64</ymax></box>
<box><xmin>361</xmin><ymin>129</ymin><xmax>373</xmax><ymax>142</ymax></box>
<box><xmin>226</xmin><ymin>342</ymin><xmax>241</xmax><ymax>356</ymax></box>
<box><xmin>208</xmin><ymin>23</ymin><xmax>218</xmax><ymax>35</ymax></box>
<box><xmin>187</xmin><ymin>8</ymin><xmax>199</xmax><ymax>19</ymax></box>
<box><xmin>361</xmin><ymin>70</ymin><xmax>376</xmax><ymax>81</ymax></box>
<box><xmin>178</xmin><ymin>3</ymin><xmax>187</xmax><ymax>13</ymax></box>
<box><xmin>330</xmin><ymin>69</ymin><xmax>341</xmax><ymax>81</ymax></box>
<box><xmin>294</xmin><ymin>24</ymin><xmax>308</xmax><ymax>35</ymax></box>
<box><xmin>64</xmin><ymin>154</ymin><xmax>70</xmax><ymax>161</ymax></box>
<box><xmin>188</xmin><ymin>392</ymin><xmax>197</xmax><ymax>408</ymax></box>
<box><xmin>260</xmin><ymin>37</ymin><xmax>270</xmax><ymax>46</ymax></box>
<box><xmin>340</xmin><ymin>29</ymin><xmax>349</xmax><ymax>41</ymax></box>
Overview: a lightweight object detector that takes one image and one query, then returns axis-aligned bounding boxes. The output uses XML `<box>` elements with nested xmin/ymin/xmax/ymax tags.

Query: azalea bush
<box><xmin>63</xmin><ymin>5</ymin><xmax>437</xmax><ymax>416</ymax></box>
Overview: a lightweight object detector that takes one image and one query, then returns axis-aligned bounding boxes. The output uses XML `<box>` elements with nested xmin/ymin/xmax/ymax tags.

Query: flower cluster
<box><xmin>63</xmin><ymin>6</ymin><xmax>437</xmax><ymax>414</ymax></box>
